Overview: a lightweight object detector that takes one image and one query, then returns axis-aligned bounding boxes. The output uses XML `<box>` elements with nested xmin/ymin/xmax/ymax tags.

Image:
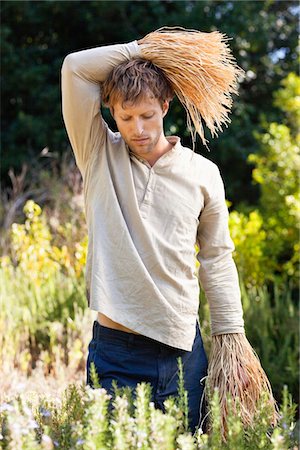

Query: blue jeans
<box><xmin>86</xmin><ymin>319</ymin><xmax>208</xmax><ymax>434</ymax></box>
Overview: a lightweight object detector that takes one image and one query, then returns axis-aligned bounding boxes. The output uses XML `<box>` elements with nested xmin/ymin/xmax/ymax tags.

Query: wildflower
<box><xmin>42</xmin><ymin>435</ymin><xmax>52</xmax><ymax>443</ymax></box>
<box><xmin>195</xmin><ymin>426</ymin><xmax>204</xmax><ymax>436</ymax></box>
<box><xmin>10</xmin><ymin>421</ymin><xmax>22</xmax><ymax>434</ymax></box>
<box><xmin>42</xmin><ymin>434</ymin><xmax>54</xmax><ymax>450</ymax></box>
<box><xmin>0</xmin><ymin>402</ymin><xmax>15</xmax><ymax>413</ymax></box>
<box><xmin>28</xmin><ymin>419</ymin><xmax>39</xmax><ymax>429</ymax></box>
<box><xmin>76</xmin><ymin>438</ymin><xmax>85</xmax><ymax>445</ymax></box>
<box><xmin>270</xmin><ymin>429</ymin><xmax>285</xmax><ymax>449</ymax></box>
<box><xmin>39</xmin><ymin>407</ymin><xmax>52</xmax><ymax>418</ymax></box>
<box><xmin>23</xmin><ymin>405</ymin><xmax>33</xmax><ymax>417</ymax></box>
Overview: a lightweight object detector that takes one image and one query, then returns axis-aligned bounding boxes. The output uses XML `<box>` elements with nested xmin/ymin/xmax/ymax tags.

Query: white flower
<box><xmin>0</xmin><ymin>403</ymin><xmax>15</xmax><ymax>413</ymax></box>
<box><xmin>28</xmin><ymin>419</ymin><xmax>39</xmax><ymax>429</ymax></box>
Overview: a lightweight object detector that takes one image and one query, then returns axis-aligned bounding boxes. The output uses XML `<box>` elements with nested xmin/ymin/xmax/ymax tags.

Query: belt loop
<box><xmin>93</xmin><ymin>320</ymin><xmax>98</xmax><ymax>340</ymax></box>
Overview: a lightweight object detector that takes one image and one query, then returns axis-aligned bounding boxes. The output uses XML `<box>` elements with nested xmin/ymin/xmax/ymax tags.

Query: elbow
<box><xmin>197</xmin><ymin>239</ymin><xmax>235</xmax><ymax>266</ymax></box>
<box><xmin>61</xmin><ymin>53</ymin><xmax>78</xmax><ymax>75</ymax></box>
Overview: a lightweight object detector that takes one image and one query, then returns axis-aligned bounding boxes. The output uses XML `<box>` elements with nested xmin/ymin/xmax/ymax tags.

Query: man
<box><xmin>61</xmin><ymin>28</ymin><xmax>277</xmax><ymax>436</ymax></box>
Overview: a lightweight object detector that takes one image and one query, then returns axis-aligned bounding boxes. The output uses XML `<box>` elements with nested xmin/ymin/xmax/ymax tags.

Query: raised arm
<box><xmin>61</xmin><ymin>41</ymin><xmax>140</xmax><ymax>176</ymax></box>
<box><xmin>196</xmin><ymin>165</ymin><xmax>245</xmax><ymax>336</ymax></box>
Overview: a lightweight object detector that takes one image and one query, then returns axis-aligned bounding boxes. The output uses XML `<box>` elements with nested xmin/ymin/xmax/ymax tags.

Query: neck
<box><xmin>146</xmin><ymin>135</ymin><xmax>173</xmax><ymax>167</ymax></box>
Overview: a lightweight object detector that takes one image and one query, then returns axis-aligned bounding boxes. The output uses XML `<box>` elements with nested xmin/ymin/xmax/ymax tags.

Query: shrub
<box><xmin>228</xmin><ymin>209</ymin><xmax>269</xmax><ymax>287</ymax></box>
<box><xmin>247</xmin><ymin>73</ymin><xmax>300</xmax><ymax>288</ymax></box>
<box><xmin>0</xmin><ymin>363</ymin><xmax>298</xmax><ymax>449</ymax></box>
<box><xmin>0</xmin><ymin>199</ymin><xmax>89</xmax><ymax>377</ymax></box>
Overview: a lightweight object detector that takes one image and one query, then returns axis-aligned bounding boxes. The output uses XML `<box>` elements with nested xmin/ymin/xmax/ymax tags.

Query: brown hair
<box><xmin>101</xmin><ymin>58</ymin><xmax>174</xmax><ymax>108</ymax></box>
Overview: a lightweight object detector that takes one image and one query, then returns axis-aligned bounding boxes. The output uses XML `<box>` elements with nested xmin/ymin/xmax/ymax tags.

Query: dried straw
<box><xmin>205</xmin><ymin>333</ymin><xmax>280</xmax><ymax>441</ymax></box>
<box><xmin>139</xmin><ymin>26</ymin><xmax>244</xmax><ymax>149</ymax></box>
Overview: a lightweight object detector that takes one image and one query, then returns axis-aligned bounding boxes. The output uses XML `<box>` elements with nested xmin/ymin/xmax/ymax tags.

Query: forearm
<box><xmin>62</xmin><ymin>40</ymin><xmax>140</xmax><ymax>84</ymax></box>
<box><xmin>199</xmin><ymin>253</ymin><xmax>245</xmax><ymax>335</ymax></box>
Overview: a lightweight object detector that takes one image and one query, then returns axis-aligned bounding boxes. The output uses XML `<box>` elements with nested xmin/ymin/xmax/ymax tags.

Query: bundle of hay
<box><xmin>139</xmin><ymin>26</ymin><xmax>244</xmax><ymax>149</ymax></box>
<box><xmin>206</xmin><ymin>333</ymin><xmax>279</xmax><ymax>440</ymax></box>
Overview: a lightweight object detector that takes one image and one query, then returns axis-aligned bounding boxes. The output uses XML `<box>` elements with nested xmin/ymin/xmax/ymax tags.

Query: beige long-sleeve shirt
<box><xmin>61</xmin><ymin>40</ymin><xmax>245</xmax><ymax>351</ymax></box>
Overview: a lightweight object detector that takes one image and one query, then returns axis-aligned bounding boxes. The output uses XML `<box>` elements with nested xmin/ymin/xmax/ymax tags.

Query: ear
<box><xmin>162</xmin><ymin>100</ymin><xmax>169</xmax><ymax>118</ymax></box>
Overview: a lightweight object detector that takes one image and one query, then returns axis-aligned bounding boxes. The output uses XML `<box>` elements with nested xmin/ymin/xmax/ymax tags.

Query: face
<box><xmin>111</xmin><ymin>94</ymin><xmax>169</xmax><ymax>159</ymax></box>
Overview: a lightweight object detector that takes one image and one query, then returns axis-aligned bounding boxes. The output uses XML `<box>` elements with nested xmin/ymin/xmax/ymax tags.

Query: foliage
<box><xmin>1</xmin><ymin>0</ymin><xmax>299</xmax><ymax>205</ymax></box>
<box><xmin>8</xmin><ymin>199</ymin><xmax>87</xmax><ymax>281</ymax></box>
<box><xmin>0</xmin><ymin>371</ymin><xmax>298</xmax><ymax>449</ymax></box>
<box><xmin>0</xmin><ymin>150</ymin><xmax>86</xmax><ymax>256</ymax></box>
<box><xmin>0</xmin><ymin>199</ymin><xmax>89</xmax><ymax>377</ymax></box>
<box><xmin>229</xmin><ymin>209</ymin><xmax>269</xmax><ymax>287</ymax></box>
<box><xmin>227</xmin><ymin>73</ymin><xmax>300</xmax><ymax>288</ymax></box>
<box><xmin>241</xmin><ymin>282</ymin><xmax>299</xmax><ymax>406</ymax></box>
<box><xmin>247</xmin><ymin>72</ymin><xmax>300</xmax><ymax>287</ymax></box>
<box><xmin>273</xmin><ymin>72</ymin><xmax>300</xmax><ymax>131</ymax></box>
<box><xmin>249</xmin><ymin>122</ymin><xmax>299</xmax><ymax>282</ymax></box>
<box><xmin>0</xmin><ymin>197</ymin><xmax>298</xmax><ymax>407</ymax></box>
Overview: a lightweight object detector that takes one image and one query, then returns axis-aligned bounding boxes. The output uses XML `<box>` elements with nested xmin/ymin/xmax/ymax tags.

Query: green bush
<box><xmin>0</xmin><ymin>200</ymin><xmax>89</xmax><ymax>375</ymax></box>
<box><xmin>229</xmin><ymin>209</ymin><xmax>270</xmax><ymax>287</ymax></box>
<box><xmin>247</xmin><ymin>73</ymin><xmax>300</xmax><ymax>288</ymax></box>
<box><xmin>0</xmin><ymin>363</ymin><xmax>298</xmax><ymax>449</ymax></box>
<box><xmin>241</xmin><ymin>282</ymin><xmax>299</xmax><ymax>406</ymax></box>
<box><xmin>226</xmin><ymin>74</ymin><xmax>300</xmax><ymax>289</ymax></box>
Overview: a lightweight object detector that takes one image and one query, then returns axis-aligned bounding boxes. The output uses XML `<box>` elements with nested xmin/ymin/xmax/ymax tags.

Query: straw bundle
<box><xmin>139</xmin><ymin>26</ymin><xmax>244</xmax><ymax>149</ymax></box>
<box><xmin>205</xmin><ymin>333</ymin><xmax>280</xmax><ymax>440</ymax></box>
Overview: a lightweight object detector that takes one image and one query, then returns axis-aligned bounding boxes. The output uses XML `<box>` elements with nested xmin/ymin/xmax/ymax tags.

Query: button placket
<box><xmin>140</xmin><ymin>168</ymin><xmax>155</xmax><ymax>214</ymax></box>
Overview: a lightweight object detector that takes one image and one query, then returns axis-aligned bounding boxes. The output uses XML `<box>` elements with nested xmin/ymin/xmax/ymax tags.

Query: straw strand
<box><xmin>205</xmin><ymin>333</ymin><xmax>280</xmax><ymax>440</ymax></box>
<box><xmin>139</xmin><ymin>27</ymin><xmax>244</xmax><ymax>149</ymax></box>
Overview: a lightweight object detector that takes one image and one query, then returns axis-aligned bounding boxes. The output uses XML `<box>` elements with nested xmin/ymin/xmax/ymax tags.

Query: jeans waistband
<box><xmin>92</xmin><ymin>319</ymin><xmax>200</xmax><ymax>352</ymax></box>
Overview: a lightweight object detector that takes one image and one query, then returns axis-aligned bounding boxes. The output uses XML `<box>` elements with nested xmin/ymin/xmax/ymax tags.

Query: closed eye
<box><xmin>120</xmin><ymin>113</ymin><xmax>155</xmax><ymax>121</ymax></box>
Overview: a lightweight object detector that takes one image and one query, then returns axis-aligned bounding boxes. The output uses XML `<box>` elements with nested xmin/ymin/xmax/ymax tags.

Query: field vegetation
<box><xmin>1</xmin><ymin>1</ymin><xmax>299</xmax><ymax>448</ymax></box>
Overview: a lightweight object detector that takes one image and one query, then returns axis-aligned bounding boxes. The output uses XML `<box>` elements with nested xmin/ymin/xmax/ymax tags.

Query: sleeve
<box><xmin>61</xmin><ymin>40</ymin><xmax>140</xmax><ymax>176</ymax></box>
<box><xmin>196</xmin><ymin>165</ymin><xmax>245</xmax><ymax>336</ymax></box>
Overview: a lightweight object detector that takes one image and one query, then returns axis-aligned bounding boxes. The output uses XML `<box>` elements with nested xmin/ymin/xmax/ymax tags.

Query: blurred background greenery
<box><xmin>1</xmin><ymin>0</ymin><xmax>299</xmax><ymax>201</ymax></box>
<box><xmin>0</xmin><ymin>0</ymin><xmax>299</xmax><ymax>418</ymax></box>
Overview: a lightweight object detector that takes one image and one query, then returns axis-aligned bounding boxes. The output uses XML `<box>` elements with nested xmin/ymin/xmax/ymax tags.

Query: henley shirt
<box><xmin>61</xmin><ymin>40</ymin><xmax>245</xmax><ymax>351</ymax></box>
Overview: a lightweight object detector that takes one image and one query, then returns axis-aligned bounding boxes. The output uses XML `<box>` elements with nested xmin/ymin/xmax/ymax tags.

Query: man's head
<box><xmin>101</xmin><ymin>58</ymin><xmax>174</xmax><ymax>109</ymax></box>
<box><xmin>101</xmin><ymin>59</ymin><xmax>174</xmax><ymax>159</ymax></box>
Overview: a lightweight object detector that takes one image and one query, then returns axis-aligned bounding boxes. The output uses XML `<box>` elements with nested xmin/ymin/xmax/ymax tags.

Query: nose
<box><xmin>133</xmin><ymin>119</ymin><xmax>144</xmax><ymax>136</ymax></box>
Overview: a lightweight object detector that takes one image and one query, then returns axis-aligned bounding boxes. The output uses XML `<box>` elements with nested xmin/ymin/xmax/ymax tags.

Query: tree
<box><xmin>1</xmin><ymin>0</ymin><xmax>298</xmax><ymax>207</ymax></box>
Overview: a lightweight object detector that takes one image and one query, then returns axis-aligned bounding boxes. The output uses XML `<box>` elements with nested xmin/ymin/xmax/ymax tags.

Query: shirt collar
<box><xmin>127</xmin><ymin>136</ymin><xmax>182</xmax><ymax>168</ymax></box>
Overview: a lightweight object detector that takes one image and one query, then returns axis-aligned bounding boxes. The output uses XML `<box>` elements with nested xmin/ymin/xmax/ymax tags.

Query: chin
<box><xmin>131</xmin><ymin>144</ymin><xmax>153</xmax><ymax>156</ymax></box>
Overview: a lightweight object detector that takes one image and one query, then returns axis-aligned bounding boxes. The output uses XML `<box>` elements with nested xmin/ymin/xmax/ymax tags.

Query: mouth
<box><xmin>132</xmin><ymin>138</ymin><xmax>150</xmax><ymax>145</ymax></box>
